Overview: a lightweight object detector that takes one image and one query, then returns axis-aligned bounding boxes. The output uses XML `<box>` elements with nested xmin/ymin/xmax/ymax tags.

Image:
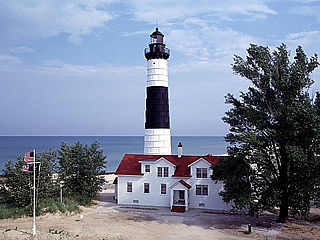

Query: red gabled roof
<box><xmin>115</xmin><ymin>154</ymin><xmax>220</xmax><ymax>177</ymax></box>
<box><xmin>178</xmin><ymin>179</ymin><xmax>192</xmax><ymax>189</ymax></box>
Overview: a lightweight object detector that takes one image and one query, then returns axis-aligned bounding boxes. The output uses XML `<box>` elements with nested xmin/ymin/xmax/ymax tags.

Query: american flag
<box><xmin>21</xmin><ymin>165</ymin><xmax>29</xmax><ymax>172</ymax></box>
<box><xmin>24</xmin><ymin>151</ymin><xmax>35</xmax><ymax>163</ymax></box>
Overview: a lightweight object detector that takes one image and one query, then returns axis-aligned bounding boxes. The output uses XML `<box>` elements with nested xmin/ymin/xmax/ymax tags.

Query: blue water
<box><xmin>0</xmin><ymin>136</ymin><xmax>227</xmax><ymax>173</ymax></box>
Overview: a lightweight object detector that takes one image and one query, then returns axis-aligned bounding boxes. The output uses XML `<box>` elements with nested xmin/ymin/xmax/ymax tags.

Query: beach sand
<box><xmin>0</xmin><ymin>176</ymin><xmax>320</xmax><ymax>240</ymax></box>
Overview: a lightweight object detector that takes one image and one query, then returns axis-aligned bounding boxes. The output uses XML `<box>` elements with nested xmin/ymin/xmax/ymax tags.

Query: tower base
<box><xmin>144</xmin><ymin>129</ymin><xmax>171</xmax><ymax>155</ymax></box>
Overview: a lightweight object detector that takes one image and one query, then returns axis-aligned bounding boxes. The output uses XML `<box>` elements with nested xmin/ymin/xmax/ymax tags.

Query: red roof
<box><xmin>115</xmin><ymin>154</ymin><xmax>220</xmax><ymax>177</ymax></box>
<box><xmin>178</xmin><ymin>179</ymin><xmax>192</xmax><ymax>189</ymax></box>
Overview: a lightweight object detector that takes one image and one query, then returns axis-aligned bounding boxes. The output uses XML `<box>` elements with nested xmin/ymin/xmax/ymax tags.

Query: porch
<box><xmin>170</xmin><ymin>180</ymin><xmax>192</xmax><ymax>212</ymax></box>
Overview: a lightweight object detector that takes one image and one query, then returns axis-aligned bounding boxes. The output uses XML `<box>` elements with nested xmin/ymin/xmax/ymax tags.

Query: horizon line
<box><xmin>0</xmin><ymin>135</ymin><xmax>226</xmax><ymax>137</ymax></box>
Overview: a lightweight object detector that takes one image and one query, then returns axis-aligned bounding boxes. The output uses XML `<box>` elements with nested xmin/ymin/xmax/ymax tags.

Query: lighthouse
<box><xmin>144</xmin><ymin>28</ymin><xmax>171</xmax><ymax>155</ymax></box>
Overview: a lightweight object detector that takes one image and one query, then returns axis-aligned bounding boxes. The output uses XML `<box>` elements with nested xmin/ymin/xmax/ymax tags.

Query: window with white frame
<box><xmin>127</xmin><ymin>182</ymin><xmax>132</xmax><ymax>193</ymax></box>
<box><xmin>145</xmin><ymin>164</ymin><xmax>150</xmax><ymax>173</ymax></box>
<box><xmin>196</xmin><ymin>168</ymin><xmax>207</xmax><ymax>178</ymax></box>
<box><xmin>161</xmin><ymin>184</ymin><xmax>166</xmax><ymax>194</ymax></box>
<box><xmin>164</xmin><ymin>167</ymin><xmax>169</xmax><ymax>177</ymax></box>
<box><xmin>144</xmin><ymin>183</ymin><xmax>150</xmax><ymax>193</ymax></box>
<box><xmin>157</xmin><ymin>167</ymin><xmax>169</xmax><ymax>177</ymax></box>
<box><xmin>196</xmin><ymin>185</ymin><xmax>208</xmax><ymax>196</ymax></box>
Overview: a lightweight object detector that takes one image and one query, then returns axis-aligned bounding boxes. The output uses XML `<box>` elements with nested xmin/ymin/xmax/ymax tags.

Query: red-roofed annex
<box><xmin>114</xmin><ymin>154</ymin><xmax>231</xmax><ymax>212</ymax></box>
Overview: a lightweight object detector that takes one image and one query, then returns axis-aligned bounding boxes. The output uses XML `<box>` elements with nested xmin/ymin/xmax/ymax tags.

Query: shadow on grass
<box><xmin>4</xmin><ymin>227</ymin><xmax>32</xmax><ymax>237</ymax></box>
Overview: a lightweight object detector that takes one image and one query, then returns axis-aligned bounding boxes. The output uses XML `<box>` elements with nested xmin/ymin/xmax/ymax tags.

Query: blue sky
<box><xmin>0</xmin><ymin>0</ymin><xmax>319</xmax><ymax>136</ymax></box>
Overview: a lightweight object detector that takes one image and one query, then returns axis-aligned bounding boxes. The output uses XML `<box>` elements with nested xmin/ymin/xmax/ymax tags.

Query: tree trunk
<box><xmin>277</xmin><ymin>188</ymin><xmax>288</xmax><ymax>223</ymax></box>
<box><xmin>277</xmin><ymin>146</ymin><xmax>289</xmax><ymax>223</ymax></box>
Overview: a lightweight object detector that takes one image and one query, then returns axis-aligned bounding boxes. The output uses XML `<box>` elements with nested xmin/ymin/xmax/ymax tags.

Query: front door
<box><xmin>173</xmin><ymin>190</ymin><xmax>186</xmax><ymax>205</ymax></box>
<box><xmin>179</xmin><ymin>190</ymin><xmax>185</xmax><ymax>200</ymax></box>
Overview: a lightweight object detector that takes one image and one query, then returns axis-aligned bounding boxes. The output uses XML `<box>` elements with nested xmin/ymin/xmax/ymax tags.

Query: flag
<box><xmin>24</xmin><ymin>151</ymin><xmax>35</xmax><ymax>163</ymax></box>
<box><xmin>21</xmin><ymin>164</ymin><xmax>39</xmax><ymax>173</ymax></box>
<box><xmin>21</xmin><ymin>165</ymin><xmax>30</xmax><ymax>172</ymax></box>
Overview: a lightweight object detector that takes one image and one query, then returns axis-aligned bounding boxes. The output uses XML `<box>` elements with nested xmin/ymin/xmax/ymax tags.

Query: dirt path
<box><xmin>0</xmin><ymin>188</ymin><xmax>320</xmax><ymax>240</ymax></box>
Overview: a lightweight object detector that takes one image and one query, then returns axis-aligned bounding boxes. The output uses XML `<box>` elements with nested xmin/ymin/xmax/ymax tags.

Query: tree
<box><xmin>211</xmin><ymin>44</ymin><xmax>320</xmax><ymax>223</ymax></box>
<box><xmin>58</xmin><ymin>141</ymin><xmax>107</xmax><ymax>204</ymax></box>
<box><xmin>0</xmin><ymin>150</ymin><xmax>58</xmax><ymax>208</ymax></box>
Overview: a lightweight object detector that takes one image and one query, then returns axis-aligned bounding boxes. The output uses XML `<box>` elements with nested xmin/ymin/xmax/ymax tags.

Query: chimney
<box><xmin>178</xmin><ymin>142</ymin><xmax>183</xmax><ymax>158</ymax></box>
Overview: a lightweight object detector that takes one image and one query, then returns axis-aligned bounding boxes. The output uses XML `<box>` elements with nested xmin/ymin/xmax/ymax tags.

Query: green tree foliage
<box><xmin>211</xmin><ymin>44</ymin><xmax>320</xmax><ymax>223</ymax></box>
<box><xmin>58</xmin><ymin>141</ymin><xmax>107</xmax><ymax>204</ymax></box>
<box><xmin>0</xmin><ymin>141</ymin><xmax>107</xmax><ymax>218</ymax></box>
<box><xmin>0</xmin><ymin>150</ymin><xmax>58</xmax><ymax>208</ymax></box>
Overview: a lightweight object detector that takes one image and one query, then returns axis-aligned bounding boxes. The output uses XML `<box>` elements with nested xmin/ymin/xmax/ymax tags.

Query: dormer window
<box><xmin>145</xmin><ymin>165</ymin><xmax>150</xmax><ymax>173</ymax></box>
<box><xmin>157</xmin><ymin>167</ymin><xmax>169</xmax><ymax>177</ymax></box>
<box><xmin>196</xmin><ymin>168</ymin><xmax>207</xmax><ymax>178</ymax></box>
<box><xmin>164</xmin><ymin>167</ymin><xmax>168</xmax><ymax>177</ymax></box>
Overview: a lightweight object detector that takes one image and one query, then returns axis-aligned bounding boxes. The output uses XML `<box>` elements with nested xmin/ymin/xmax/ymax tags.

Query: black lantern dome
<box><xmin>144</xmin><ymin>28</ymin><xmax>170</xmax><ymax>60</ymax></box>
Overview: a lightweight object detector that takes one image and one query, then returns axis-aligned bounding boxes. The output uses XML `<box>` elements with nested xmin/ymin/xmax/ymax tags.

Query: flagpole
<box><xmin>32</xmin><ymin>149</ymin><xmax>36</xmax><ymax>236</ymax></box>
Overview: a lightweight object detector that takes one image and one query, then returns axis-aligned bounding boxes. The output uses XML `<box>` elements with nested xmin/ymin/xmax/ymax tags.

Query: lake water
<box><xmin>0</xmin><ymin>136</ymin><xmax>228</xmax><ymax>172</ymax></box>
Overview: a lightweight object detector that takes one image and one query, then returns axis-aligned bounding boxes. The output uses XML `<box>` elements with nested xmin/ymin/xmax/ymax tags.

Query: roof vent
<box><xmin>178</xmin><ymin>142</ymin><xmax>183</xmax><ymax>158</ymax></box>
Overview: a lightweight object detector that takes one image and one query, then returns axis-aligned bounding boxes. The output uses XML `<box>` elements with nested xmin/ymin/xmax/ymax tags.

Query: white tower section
<box><xmin>147</xmin><ymin>59</ymin><xmax>168</xmax><ymax>87</ymax></box>
<box><xmin>144</xmin><ymin>128</ymin><xmax>171</xmax><ymax>155</ymax></box>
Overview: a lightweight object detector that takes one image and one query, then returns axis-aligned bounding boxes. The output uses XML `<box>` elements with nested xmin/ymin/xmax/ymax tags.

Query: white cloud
<box><xmin>290</xmin><ymin>5</ymin><xmax>320</xmax><ymax>23</ymax></box>
<box><xmin>166</xmin><ymin>18</ymin><xmax>262</xmax><ymax>61</ymax></box>
<box><xmin>0</xmin><ymin>0</ymin><xmax>115</xmax><ymax>43</ymax></box>
<box><xmin>284</xmin><ymin>31</ymin><xmax>320</xmax><ymax>57</ymax></box>
<box><xmin>121</xmin><ymin>1</ymin><xmax>267</xmax><ymax>64</ymax></box>
<box><xmin>8</xmin><ymin>60</ymin><xmax>145</xmax><ymax>81</ymax></box>
<box><xmin>10</xmin><ymin>46</ymin><xmax>34</xmax><ymax>54</ymax></box>
<box><xmin>127</xmin><ymin>0</ymin><xmax>276</xmax><ymax>24</ymax></box>
<box><xmin>286</xmin><ymin>31</ymin><xmax>320</xmax><ymax>45</ymax></box>
<box><xmin>0</xmin><ymin>54</ymin><xmax>21</xmax><ymax>64</ymax></box>
<box><xmin>122</xmin><ymin>30</ymin><xmax>150</xmax><ymax>37</ymax></box>
<box><xmin>0</xmin><ymin>54</ymin><xmax>145</xmax><ymax>82</ymax></box>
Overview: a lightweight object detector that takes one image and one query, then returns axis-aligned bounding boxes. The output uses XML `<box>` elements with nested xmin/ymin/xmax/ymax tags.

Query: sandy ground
<box><xmin>1</xmin><ymin>178</ymin><xmax>320</xmax><ymax>240</ymax></box>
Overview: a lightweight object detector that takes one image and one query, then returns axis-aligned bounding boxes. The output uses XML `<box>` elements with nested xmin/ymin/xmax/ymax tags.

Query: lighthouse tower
<box><xmin>144</xmin><ymin>28</ymin><xmax>171</xmax><ymax>155</ymax></box>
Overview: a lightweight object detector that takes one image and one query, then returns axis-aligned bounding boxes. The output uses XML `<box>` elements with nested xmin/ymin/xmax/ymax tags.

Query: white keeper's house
<box><xmin>115</xmin><ymin>152</ymin><xmax>230</xmax><ymax>212</ymax></box>
<box><xmin>114</xmin><ymin>28</ymin><xmax>230</xmax><ymax>212</ymax></box>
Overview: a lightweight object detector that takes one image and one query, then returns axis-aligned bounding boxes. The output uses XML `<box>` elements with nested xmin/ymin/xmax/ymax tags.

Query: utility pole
<box><xmin>32</xmin><ymin>149</ymin><xmax>36</xmax><ymax>236</ymax></box>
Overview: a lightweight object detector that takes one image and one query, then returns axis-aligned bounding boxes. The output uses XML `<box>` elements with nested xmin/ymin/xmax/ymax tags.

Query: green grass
<box><xmin>63</xmin><ymin>198</ymin><xmax>81</xmax><ymax>213</ymax></box>
<box><xmin>0</xmin><ymin>197</ymin><xmax>84</xmax><ymax>219</ymax></box>
<box><xmin>0</xmin><ymin>204</ymin><xmax>30</xmax><ymax>219</ymax></box>
<box><xmin>37</xmin><ymin>197</ymin><xmax>81</xmax><ymax>214</ymax></box>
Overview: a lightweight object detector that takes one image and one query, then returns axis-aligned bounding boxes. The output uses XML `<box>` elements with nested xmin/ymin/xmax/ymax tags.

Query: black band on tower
<box><xmin>145</xmin><ymin>86</ymin><xmax>170</xmax><ymax>129</ymax></box>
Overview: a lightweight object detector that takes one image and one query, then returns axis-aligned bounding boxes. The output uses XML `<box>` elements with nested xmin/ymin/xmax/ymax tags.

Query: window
<box><xmin>164</xmin><ymin>167</ymin><xmax>169</xmax><ymax>177</ymax></box>
<box><xmin>145</xmin><ymin>165</ymin><xmax>150</xmax><ymax>173</ymax></box>
<box><xmin>144</xmin><ymin>183</ymin><xmax>150</xmax><ymax>193</ymax></box>
<box><xmin>161</xmin><ymin>184</ymin><xmax>166</xmax><ymax>194</ymax></box>
<box><xmin>196</xmin><ymin>185</ymin><xmax>208</xmax><ymax>196</ymax></box>
<box><xmin>196</xmin><ymin>168</ymin><xmax>207</xmax><ymax>178</ymax></box>
<box><xmin>158</xmin><ymin>167</ymin><xmax>169</xmax><ymax>177</ymax></box>
<box><xmin>133</xmin><ymin>200</ymin><xmax>139</xmax><ymax>203</ymax></box>
<box><xmin>199</xmin><ymin>203</ymin><xmax>205</xmax><ymax>207</ymax></box>
<box><xmin>127</xmin><ymin>182</ymin><xmax>132</xmax><ymax>193</ymax></box>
